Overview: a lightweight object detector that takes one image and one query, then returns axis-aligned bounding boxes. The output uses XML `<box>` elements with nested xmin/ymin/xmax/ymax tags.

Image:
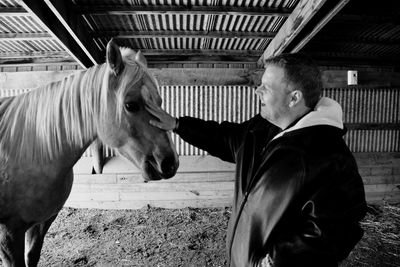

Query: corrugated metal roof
<box><xmin>0</xmin><ymin>0</ymin><xmax>399</xmax><ymax>69</ymax></box>
<box><xmin>301</xmin><ymin>0</ymin><xmax>400</xmax><ymax>66</ymax></box>
<box><xmin>0</xmin><ymin>0</ymin><xmax>20</xmax><ymax>8</ymax></box>
<box><xmin>0</xmin><ymin>0</ymin><xmax>76</xmax><ymax>64</ymax></box>
<box><xmin>0</xmin><ymin>0</ymin><xmax>299</xmax><ymax>67</ymax></box>
<box><xmin>73</xmin><ymin>0</ymin><xmax>299</xmax><ymax>8</ymax></box>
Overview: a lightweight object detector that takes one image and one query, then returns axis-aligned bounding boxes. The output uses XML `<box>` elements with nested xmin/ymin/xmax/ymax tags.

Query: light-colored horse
<box><xmin>0</xmin><ymin>40</ymin><xmax>179</xmax><ymax>266</ymax></box>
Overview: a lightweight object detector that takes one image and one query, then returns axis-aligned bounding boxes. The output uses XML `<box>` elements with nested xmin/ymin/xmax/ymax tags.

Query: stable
<box><xmin>0</xmin><ymin>0</ymin><xmax>399</xmax><ymax>211</ymax></box>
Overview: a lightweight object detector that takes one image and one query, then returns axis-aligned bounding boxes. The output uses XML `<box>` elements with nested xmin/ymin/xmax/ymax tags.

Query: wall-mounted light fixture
<box><xmin>347</xmin><ymin>70</ymin><xmax>358</xmax><ymax>85</ymax></box>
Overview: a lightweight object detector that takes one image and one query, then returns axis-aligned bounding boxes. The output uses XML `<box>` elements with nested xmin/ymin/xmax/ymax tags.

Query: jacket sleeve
<box><xmin>174</xmin><ymin>116</ymin><xmax>250</xmax><ymax>163</ymax></box>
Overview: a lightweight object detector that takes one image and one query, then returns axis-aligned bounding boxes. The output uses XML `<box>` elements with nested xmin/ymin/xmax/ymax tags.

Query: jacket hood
<box><xmin>273</xmin><ymin>97</ymin><xmax>343</xmax><ymax>140</ymax></box>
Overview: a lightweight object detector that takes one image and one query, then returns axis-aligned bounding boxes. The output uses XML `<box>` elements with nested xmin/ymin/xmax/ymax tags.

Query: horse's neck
<box><xmin>0</xmin><ymin>64</ymin><xmax>106</xmax><ymax>166</ymax></box>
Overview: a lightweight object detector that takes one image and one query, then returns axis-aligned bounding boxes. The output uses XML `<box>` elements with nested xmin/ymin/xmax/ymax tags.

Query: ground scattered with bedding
<box><xmin>1</xmin><ymin>204</ymin><xmax>399</xmax><ymax>266</ymax></box>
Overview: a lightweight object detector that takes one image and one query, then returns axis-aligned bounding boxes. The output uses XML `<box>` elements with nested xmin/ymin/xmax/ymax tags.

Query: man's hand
<box><xmin>146</xmin><ymin>101</ymin><xmax>177</xmax><ymax>131</ymax></box>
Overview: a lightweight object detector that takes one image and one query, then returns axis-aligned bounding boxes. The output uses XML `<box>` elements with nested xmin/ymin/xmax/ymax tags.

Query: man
<box><xmin>146</xmin><ymin>53</ymin><xmax>367</xmax><ymax>267</ymax></box>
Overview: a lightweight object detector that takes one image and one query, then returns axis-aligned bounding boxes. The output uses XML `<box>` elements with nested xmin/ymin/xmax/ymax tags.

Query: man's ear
<box><xmin>106</xmin><ymin>39</ymin><xmax>124</xmax><ymax>76</ymax></box>
<box><xmin>289</xmin><ymin>90</ymin><xmax>303</xmax><ymax>108</ymax></box>
<box><xmin>135</xmin><ymin>50</ymin><xmax>147</xmax><ymax>67</ymax></box>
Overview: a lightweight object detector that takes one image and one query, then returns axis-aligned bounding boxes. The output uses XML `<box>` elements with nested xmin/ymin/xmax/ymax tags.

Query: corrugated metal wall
<box><xmin>163</xmin><ymin>86</ymin><xmax>400</xmax><ymax>154</ymax></box>
<box><xmin>162</xmin><ymin>85</ymin><xmax>261</xmax><ymax>155</ymax></box>
<box><xmin>325</xmin><ymin>88</ymin><xmax>400</xmax><ymax>152</ymax></box>
<box><xmin>1</xmin><ymin>85</ymin><xmax>399</xmax><ymax>155</ymax></box>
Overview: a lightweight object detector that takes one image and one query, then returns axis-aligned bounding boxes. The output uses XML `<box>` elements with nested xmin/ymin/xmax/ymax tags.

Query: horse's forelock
<box><xmin>109</xmin><ymin>48</ymin><xmax>159</xmax><ymax>122</ymax></box>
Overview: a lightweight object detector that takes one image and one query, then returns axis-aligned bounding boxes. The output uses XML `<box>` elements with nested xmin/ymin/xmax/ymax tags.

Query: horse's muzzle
<box><xmin>160</xmin><ymin>156</ymin><xmax>179</xmax><ymax>178</ymax></box>
<box><xmin>142</xmin><ymin>155</ymin><xmax>178</xmax><ymax>181</ymax></box>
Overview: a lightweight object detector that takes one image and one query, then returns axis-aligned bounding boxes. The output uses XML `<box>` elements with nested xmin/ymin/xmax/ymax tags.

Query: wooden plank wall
<box><xmin>67</xmin><ymin>153</ymin><xmax>400</xmax><ymax>209</ymax></box>
<box><xmin>1</xmin><ymin>68</ymin><xmax>399</xmax><ymax>208</ymax></box>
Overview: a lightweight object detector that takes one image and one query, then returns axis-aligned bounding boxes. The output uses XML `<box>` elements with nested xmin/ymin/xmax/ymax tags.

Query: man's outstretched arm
<box><xmin>146</xmin><ymin>101</ymin><xmax>247</xmax><ymax>163</ymax></box>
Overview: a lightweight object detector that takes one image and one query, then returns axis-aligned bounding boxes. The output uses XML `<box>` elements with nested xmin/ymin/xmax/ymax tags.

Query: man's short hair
<box><xmin>264</xmin><ymin>53</ymin><xmax>322</xmax><ymax>109</ymax></box>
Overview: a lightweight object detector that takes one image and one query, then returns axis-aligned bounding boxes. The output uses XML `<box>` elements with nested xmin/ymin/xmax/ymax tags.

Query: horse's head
<box><xmin>97</xmin><ymin>39</ymin><xmax>179</xmax><ymax>181</ymax></box>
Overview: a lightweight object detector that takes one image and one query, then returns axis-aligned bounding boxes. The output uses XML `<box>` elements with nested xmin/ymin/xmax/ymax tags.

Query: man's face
<box><xmin>255</xmin><ymin>65</ymin><xmax>292</xmax><ymax>126</ymax></box>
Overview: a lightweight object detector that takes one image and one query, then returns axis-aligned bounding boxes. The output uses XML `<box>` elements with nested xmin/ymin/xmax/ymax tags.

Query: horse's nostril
<box><xmin>161</xmin><ymin>157</ymin><xmax>178</xmax><ymax>178</ymax></box>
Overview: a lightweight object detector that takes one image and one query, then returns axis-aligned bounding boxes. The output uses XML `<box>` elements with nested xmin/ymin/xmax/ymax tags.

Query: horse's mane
<box><xmin>0</xmin><ymin>47</ymin><xmax>152</xmax><ymax>164</ymax></box>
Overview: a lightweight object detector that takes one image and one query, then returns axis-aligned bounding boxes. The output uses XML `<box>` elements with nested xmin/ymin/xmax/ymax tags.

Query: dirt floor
<box><xmin>1</xmin><ymin>204</ymin><xmax>399</xmax><ymax>266</ymax></box>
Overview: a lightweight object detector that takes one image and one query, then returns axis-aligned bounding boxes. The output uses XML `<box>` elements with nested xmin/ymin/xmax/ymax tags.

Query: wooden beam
<box><xmin>145</xmin><ymin>55</ymin><xmax>261</xmax><ymax>64</ymax></box>
<box><xmin>151</xmin><ymin>68</ymin><xmax>263</xmax><ymax>86</ymax></box>
<box><xmin>18</xmin><ymin>0</ymin><xmax>94</xmax><ymax>68</ymax></box>
<box><xmin>291</xmin><ymin>0</ymin><xmax>350</xmax><ymax>52</ymax></box>
<box><xmin>138</xmin><ymin>49</ymin><xmax>263</xmax><ymax>57</ymax></box>
<box><xmin>92</xmin><ymin>30</ymin><xmax>276</xmax><ymax>40</ymax></box>
<box><xmin>0</xmin><ymin>57</ymin><xmax>77</xmax><ymax>65</ymax></box>
<box><xmin>0</xmin><ymin>62</ymin><xmax>81</xmax><ymax>72</ymax></box>
<box><xmin>321</xmin><ymin>69</ymin><xmax>400</xmax><ymax>87</ymax></box>
<box><xmin>0</xmin><ymin>51</ymin><xmax>71</xmax><ymax>59</ymax></box>
<box><xmin>0</xmin><ymin>32</ymin><xmax>53</xmax><ymax>40</ymax></box>
<box><xmin>0</xmin><ymin>7</ymin><xmax>28</xmax><ymax>16</ymax></box>
<box><xmin>0</xmin><ymin>70</ymin><xmax>77</xmax><ymax>90</ymax></box>
<box><xmin>258</xmin><ymin>0</ymin><xmax>328</xmax><ymax>65</ymax></box>
<box><xmin>43</xmin><ymin>0</ymin><xmax>102</xmax><ymax>65</ymax></box>
<box><xmin>0</xmin><ymin>68</ymin><xmax>263</xmax><ymax>88</ymax></box>
<box><xmin>310</xmin><ymin>52</ymin><xmax>400</xmax><ymax>70</ymax></box>
<box><xmin>2</xmin><ymin>68</ymin><xmax>400</xmax><ymax>88</ymax></box>
<box><xmin>148</xmin><ymin>61</ymin><xmax>259</xmax><ymax>69</ymax></box>
<box><xmin>80</xmin><ymin>6</ymin><xmax>293</xmax><ymax>16</ymax></box>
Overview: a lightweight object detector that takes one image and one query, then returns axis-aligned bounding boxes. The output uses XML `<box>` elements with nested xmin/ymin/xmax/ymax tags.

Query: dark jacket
<box><xmin>175</xmin><ymin>99</ymin><xmax>367</xmax><ymax>267</ymax></box>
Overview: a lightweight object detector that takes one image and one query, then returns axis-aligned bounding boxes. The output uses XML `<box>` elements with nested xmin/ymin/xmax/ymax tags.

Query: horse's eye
<box><xmin>125</xmin><ymin>102</ymin><xmax>139</xmax><ymax>112</ymax></box>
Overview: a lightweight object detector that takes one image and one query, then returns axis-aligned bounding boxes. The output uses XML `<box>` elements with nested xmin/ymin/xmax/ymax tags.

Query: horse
<box><xmin>0</xmin><ymin>39</ymin><xmax>179</xmax><ymax>267</ymax></box>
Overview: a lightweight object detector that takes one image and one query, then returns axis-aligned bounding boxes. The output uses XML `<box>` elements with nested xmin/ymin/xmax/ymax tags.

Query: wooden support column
<box><xmin>91</xmin><ymin>139</ymin><xmax>104</xmax><ymax>174</ymax></box>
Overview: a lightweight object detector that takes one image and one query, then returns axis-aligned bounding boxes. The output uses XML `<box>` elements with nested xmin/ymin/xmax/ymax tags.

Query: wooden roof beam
<box><xmin>18</xmin><ymin>0</ymin><xmax>96</xmax><ymax>68</ymax></box>
<box><xmin>138</xmin><ymin>49</ymin><xmax>262</xmax><ymax>57</ymax></box>
<box><xmin>79</xmin><ymin>6</ymin><xmax>293</xmax><ymax>16</ymax></box>
<box><xmin>42</xmin><ymin>0</ymin><xmax>102</xmax><ymax>66</ymax></box>
<box><xmin>92</xmin><ymin>30</ymin><xmax>276</xmax><ymax>40</ymax></box>
<box><xmin>0</xmin><ymin>33</ymin><xmax>53</xmax><ymax>41</ymax></box>
<box><xmin>0</xmin><ymin>51</ymin><xmax>70</xmax><ymax>59</ymax></box>
<box><xmin>258</xmin><ymin>0</ymin><xmax>350</xmax><ymax>65</ymax></box>
<box><xmin>0</xmin><ymin>7</ymin><xmax>28</xmax><ymax>16</ymax></box>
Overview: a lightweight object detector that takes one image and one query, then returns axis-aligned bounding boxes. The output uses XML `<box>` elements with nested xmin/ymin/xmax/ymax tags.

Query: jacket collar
<box><xmin>272</xmin><ymin>97</ymin><xmax>343</xmax><ymax>140</ymax></box>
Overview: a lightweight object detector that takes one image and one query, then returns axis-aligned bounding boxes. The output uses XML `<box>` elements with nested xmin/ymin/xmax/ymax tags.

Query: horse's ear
<box><xmin>106</xmin><ymin>39</ymin><xmax>124</xmax><ymax>76</ymax></box>
<box><xmin>135</xmin><ymin>50</ymin><xmax>147</xmax><ymax>67</ymax></box>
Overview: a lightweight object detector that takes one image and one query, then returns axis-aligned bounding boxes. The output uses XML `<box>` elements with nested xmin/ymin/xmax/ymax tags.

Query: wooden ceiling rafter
<box><xmin>258</xmin><ymin>0</ymin><xmax>351</xmax><ymax>65</ymax></box>
<box><xmin>0</xmin><ymin>50</ymin><xmax>70</xmax><ymax>58</ymax></box>
<box><xmin>135</xmin><ymin>49</ymin><xmax>263</xmax><ymax>57</ymax></box>
<box><xmin>17</xmin><ymin>0</ymin><xmax>95</xmax><ymax>68</ymax></box>
<box><xmin>289</xmin><ymin>0</ymin><xmax>350</xmax><ymax>53</ymax></box>
<box><xmin>309</xmin><ymin>51</ymin><xmax>400</xmax><ymax>68</ymax></box>
<box><xmin>42</xmin><ymin>0</ymin><xmax>102</xmax><ymax>66</ymax></box>
<box><xmin>0</xmin><ymin>33</ymin><xmax>53</xmax><ymax>41</ymax></box>
<box><xmin>0</xmin><ymin>7</ymin><xmax>28</xmax><ymax>16</ymax></box>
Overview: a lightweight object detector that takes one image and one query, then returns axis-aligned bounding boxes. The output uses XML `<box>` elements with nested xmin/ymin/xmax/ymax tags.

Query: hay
<box><xmin>342</xmin><ymin>203</ymin><xmax>400</xmax><ymax>267</ymax></box>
